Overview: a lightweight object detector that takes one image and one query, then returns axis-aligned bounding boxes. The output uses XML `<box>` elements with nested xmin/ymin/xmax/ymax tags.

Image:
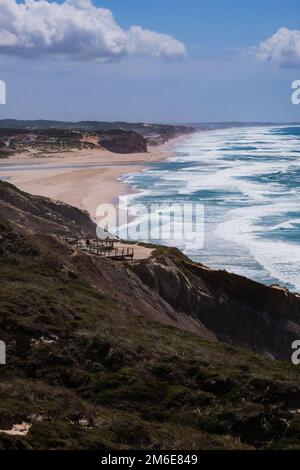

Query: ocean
<box><xmin>120</xmin><ymin>126</ymin><xmax>300</xmax><ymax>292</ymax></box>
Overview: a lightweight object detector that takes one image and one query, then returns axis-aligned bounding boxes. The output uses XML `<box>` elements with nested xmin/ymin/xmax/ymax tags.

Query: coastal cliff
<box><xmin>1</xmin><ymin>181</ymin><xmax>300</xmax><ymax>450</ymax></box>
<box><xmin>0</xmin><ymin>128</ymin><xmax>148</xmax><ymax>157</ymax></box>
<box><xmin>131</xmin><ymin>255</ymin><xmax>300</xmax><ymax>361</ymax></box>
<box><xmin>99</xmin><ymin>130</ymin><xmax>147</xmax><ymax>154</ymax></box>
<box><xmin>0</xmin><ymin>122</ymin><xmax>195</xmax><ymax>157</ymax></box>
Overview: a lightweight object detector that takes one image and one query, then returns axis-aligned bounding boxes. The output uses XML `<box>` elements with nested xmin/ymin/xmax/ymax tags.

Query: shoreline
<box><xmin>0</xmin><ymin>136</ymin><xmax>185</xmax><ymax>220</ymax></box>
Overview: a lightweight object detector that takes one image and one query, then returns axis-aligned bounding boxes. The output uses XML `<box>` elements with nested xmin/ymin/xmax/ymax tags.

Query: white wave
<box><xmin>121</xmin><ymin>125</ymin><xmax>300</xmax><ymax>291</ymax></box>
<box><xmin>215</xmin><ymin>206</ymin><xmax>300</xmax><ymax>291</ymax></box>
<box><xmin>269</xmin><ymin>219</ymin><xmax>300</xmax><ymax>231</ymax></box>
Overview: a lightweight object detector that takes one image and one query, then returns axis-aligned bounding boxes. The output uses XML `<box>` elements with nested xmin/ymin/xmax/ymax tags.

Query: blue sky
<box><xmin>2</xmin><ymin>0</ymin><xmax>300</xmax><ymax>122</ymax></box>
<box><xmin>99</xmin><ymin>0</ymin><xmax>299</xmax><ymax>49</ymax></box>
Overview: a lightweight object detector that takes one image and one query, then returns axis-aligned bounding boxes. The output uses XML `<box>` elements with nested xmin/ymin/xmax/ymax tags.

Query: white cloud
<box><xmin>257</xmin><ymin>27</ymin><xmax>300</xmax><ymax>67</ymax></box>
<box><xmin>0</xmin><ymin>0</ymin><xmax>186</xmax><ymax>60</ymax></box>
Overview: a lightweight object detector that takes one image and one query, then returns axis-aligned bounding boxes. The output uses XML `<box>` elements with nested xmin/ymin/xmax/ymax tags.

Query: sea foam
<box><xmin>122</xmin><ymin>126</ymin><xmax>300</xmax><ymax>292</ymax></box>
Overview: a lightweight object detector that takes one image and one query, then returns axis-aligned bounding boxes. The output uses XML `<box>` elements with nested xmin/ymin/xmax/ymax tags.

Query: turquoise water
<box><xmin>120</xmin><ymin>126</ymin><xmax>300</xmax><ymax>292</ymax></box>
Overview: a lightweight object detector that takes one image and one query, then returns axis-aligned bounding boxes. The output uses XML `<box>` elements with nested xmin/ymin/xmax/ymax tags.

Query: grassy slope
<box><xmin>1</xmin><ymin>222</ymin><xmax>300</xmax><ymax>450</ymax></box>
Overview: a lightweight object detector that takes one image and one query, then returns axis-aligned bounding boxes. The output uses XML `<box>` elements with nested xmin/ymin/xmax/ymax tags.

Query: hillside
<box><xmin>0</xmin><ymin>121</ymin><xmax>196</xmax><ymax>156</ymax></box>
<box><xmin>1</xmin><ymin>182</ymin><xmax>300</xmax><ymax>450</ymax></box>
<box><xmin>0</xmin><ymin>128</ymin><xmax>148</xmax><ymax>157</ymax></box>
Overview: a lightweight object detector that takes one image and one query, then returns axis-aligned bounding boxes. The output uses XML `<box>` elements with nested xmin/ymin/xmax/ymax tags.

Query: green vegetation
<box><xmin>0</xmin><ymin>217</ymin><xmax>300</xmax><ymax>450</ymax></box>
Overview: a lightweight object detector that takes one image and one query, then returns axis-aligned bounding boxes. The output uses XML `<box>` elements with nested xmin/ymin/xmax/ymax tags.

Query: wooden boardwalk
<box><xmin>62</xmin><ymin>235</ymin><xmax>134</xmax><ymax>261</ymax></box>
<box><xmin>82</xmin><ymin>245</ymin><xmax>134</xmax><ymax>260</ymax></box>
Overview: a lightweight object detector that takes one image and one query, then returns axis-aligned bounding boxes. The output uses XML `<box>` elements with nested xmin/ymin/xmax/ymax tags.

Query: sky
<box><xmin>1</xmin><ymin>0</ymin><xmax>300</xmax><ymax>122</ymax></box>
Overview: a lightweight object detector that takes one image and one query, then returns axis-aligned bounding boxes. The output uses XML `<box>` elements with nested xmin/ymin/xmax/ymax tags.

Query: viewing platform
<box><xmin>62</xmin><ymin>235</ymin><xmax>135</xmax><ymax>261</ymax></box>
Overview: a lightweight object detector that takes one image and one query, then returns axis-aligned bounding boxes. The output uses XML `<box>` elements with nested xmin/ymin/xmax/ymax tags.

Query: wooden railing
<box><xmin>83</xmin><ymin>245</ymin><xmax>134</xmax><ymax>260</ymax></box>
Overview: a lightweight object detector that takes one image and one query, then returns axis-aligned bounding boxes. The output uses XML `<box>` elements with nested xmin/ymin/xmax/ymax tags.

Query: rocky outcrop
<box><xmin>98</xmin><ymin>129</ymin><xmax>147</xmax><ymax>154</ymax></box>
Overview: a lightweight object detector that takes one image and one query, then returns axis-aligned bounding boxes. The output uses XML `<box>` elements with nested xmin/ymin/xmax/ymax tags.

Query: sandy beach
<box><xmin>0</xmin><ymin>142</ymin><xmax>174</xmax><ymax>220</ymax></box>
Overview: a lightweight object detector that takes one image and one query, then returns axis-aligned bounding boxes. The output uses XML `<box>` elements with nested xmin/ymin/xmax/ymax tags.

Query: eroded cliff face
<box><xmin>98</xmin><ymin>130</ymin><xmax>147</xmax><ymax>154</ymax></box>
<box><xmin>130</xmin><ymin>255</ymin><xmax>300</xmax><ymax>361</ymax></box>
